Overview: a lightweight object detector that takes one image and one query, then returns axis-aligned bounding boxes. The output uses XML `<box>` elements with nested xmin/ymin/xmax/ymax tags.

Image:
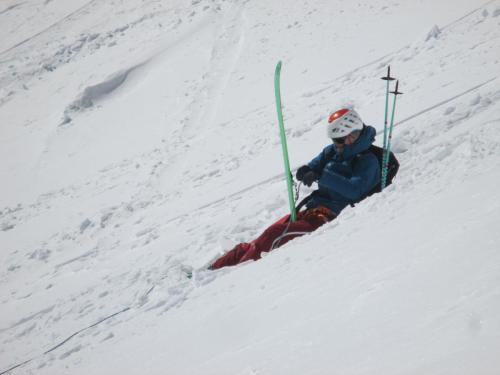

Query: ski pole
<box><xmin>381</xmin><ymin>80</ymin><xmax>403</xmax><ymax>190</ymax></box>
<box><xmin>380</xmin><ymin>66</ymin><xmax>395</xmax><ymax>190</ymax></box>
<box><xmin>381</xmin><ymin>66</ymin><xmax>395</xmax><ymax>151</ymax></box>
<box><xmin>274</xmin><ymin>61</ymin><xmax>297</xmax><ymax>222</ymax></box>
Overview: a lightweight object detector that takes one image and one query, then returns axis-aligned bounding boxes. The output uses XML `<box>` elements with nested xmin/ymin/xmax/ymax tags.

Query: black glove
<box><xmin>296</xmin><ymin>165</ymin><xmax>312</xmax><ymax>181</ymax></box>
<box><xmin>302</xmin><ymin>171</ymin><xmax>318</xmax><ymax>187</ymax></box>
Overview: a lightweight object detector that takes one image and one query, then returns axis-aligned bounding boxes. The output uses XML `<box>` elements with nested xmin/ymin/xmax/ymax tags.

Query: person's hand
<box><xmin>296</xmin><ymin>165</ymin><xmax>312</xmax><ymax>181</ymax></box>
<box><xmin>302</xmin><ymin>171</ymin><xmax>318</xmax><ymax>187</ymax></box>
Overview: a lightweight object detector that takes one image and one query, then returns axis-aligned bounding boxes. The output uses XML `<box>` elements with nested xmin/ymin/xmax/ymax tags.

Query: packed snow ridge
<box><xmin>63</xmin><ymin>66</ymin><xmax>140</xmax><ymax>123</ymax></box>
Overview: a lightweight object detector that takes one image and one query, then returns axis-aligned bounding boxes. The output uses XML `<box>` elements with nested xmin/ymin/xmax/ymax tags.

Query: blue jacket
<box><xmin>306</xmin><ymin>125</ymin><xmax>380</xmax><ymax>215</ymax></box>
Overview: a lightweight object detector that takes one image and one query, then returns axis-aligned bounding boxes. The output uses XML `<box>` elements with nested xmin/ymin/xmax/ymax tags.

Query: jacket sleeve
<box><xmin>318</xmin><ymin>153</ymin><xmax>380</xmax><ymax>201</ymax></box>
<box><xmin>307</xmin><ymin>145</ymin><xmax>334</xmax><ymax>174</ymax></box>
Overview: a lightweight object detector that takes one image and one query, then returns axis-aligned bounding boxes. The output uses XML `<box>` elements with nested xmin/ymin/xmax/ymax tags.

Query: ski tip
<box><xmin>275</xmin><ymin>61</ymin><xmax>283</xmax><ymax>76</ymax></box>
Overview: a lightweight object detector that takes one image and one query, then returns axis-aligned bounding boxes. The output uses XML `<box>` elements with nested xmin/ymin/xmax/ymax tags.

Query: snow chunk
<box><xmin>425</xmin><ymin>25</ymin><xmax>441</xmax><ymax>41</ymax></box>
<box><xmin>28</xmin><ymin>249</ymin><xmax>52</xmax><ymax>262</ymax></box>
<box><xmin>79</xmin><ymin>218</ymin><xmax>92</xmax><ymax>233</ymax></box>
<box><xmin>1</xmin><ymin>222</ymin><xmax>15</xmax><ymax>231</ymax></box>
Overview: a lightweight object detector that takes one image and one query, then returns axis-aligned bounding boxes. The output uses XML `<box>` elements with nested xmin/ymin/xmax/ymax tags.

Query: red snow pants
<box><xmin>210</xmin><ymin>206</ymin><xmax>335</xmax><ymax>270</ymax></box>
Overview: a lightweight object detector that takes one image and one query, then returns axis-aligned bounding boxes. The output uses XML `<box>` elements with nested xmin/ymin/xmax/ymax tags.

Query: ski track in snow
<box><xmin>0</xmin><ymin>0</ymin><xmax>98</xmax><ymax>57</ymax></box>
<box><xmin>179</xmin><ymin>2</ymin><xmax>247</xmax><ymax>142</ymax></box>
<box><xmin>2</xmin><ymin>0</ymin><xmax>500</xmax><ymax>373</ymax></box>
<box><xmin>299</xmin><ymin>0</ymin><xmax>497</xmax><ymax>101</ymax></box>
<box><xmin>0</xmin><ymin>0</ymin><xmax>193</xmax><ymax>107</ymax></box>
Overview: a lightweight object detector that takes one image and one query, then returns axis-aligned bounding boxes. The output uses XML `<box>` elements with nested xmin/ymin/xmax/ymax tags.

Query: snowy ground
<box><xmin>1</xmin><ymin>0</ymin><xmax>500</xmax><ymax>374</ymax></box>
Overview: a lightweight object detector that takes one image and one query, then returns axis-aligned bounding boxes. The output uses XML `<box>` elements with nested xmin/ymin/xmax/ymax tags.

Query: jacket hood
<box><xmin>333</xmin><ymin>125</ymin><xmax>376</xmax><ymax>160</ymax></box>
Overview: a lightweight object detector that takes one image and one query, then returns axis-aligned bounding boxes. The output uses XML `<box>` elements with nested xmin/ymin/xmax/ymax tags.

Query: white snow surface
<box><xmin>1</xmin><ymin>0</ymin><xmax>500</xmax><ymax>374</ymax></box>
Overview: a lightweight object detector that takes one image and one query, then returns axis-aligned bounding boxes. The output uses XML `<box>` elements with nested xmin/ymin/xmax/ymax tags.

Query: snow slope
<box><xmin>1</xmin><ymin>0</ymin><xmax>500</xmax><ymax>374</ymax></box>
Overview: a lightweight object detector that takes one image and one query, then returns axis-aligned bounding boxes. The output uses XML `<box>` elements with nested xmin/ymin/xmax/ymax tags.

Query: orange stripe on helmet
<box><xmin>328</xmin><ymin>108</ymin><xmax>350</xmax><ymax>123</ymax></box>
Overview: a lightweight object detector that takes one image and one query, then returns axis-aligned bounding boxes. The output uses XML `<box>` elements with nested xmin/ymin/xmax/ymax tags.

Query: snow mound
<box><xmin>63</xmin><ymin>66</ymin><xmax>138</xmax><ymax>123</ymax></box>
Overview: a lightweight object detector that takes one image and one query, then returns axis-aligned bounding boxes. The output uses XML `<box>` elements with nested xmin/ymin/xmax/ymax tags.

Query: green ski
<box><xmin>274</xmin><ymin>61</ymin><xmax>297</xmax><ymax>222</ymax></box>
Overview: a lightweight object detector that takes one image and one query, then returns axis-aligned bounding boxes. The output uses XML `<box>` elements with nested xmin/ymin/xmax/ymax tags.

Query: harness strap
<box><xmin>270</xmin><ymin>231</ymin><xmax>312</xmax><ymax>251</ymax></box>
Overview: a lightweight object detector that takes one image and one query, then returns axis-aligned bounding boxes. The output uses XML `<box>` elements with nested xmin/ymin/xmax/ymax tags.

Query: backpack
<box><xmin>362</xmin><ymin>145</ymin><xmax>399</xmax><ymax>197</ymax></box>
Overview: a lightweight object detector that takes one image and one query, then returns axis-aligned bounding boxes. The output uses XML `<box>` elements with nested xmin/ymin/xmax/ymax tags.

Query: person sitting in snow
<box><xmin>210</xmin><ymin>108</ymin><xmax>381</xmax><ymax>270</ymax></box>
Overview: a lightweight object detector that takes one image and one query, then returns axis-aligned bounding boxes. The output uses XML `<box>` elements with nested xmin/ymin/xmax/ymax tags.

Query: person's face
<box><xmin>332</xmin><ymin>133</ymin><xmax>358</xmax><ymax>150</ymax></box>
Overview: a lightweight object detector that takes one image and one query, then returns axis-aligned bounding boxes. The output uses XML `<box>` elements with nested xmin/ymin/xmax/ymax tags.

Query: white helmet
<box><xmin>326</xmin><ymin>108</ymin><xmax>364</xmax><ymax>139</ymax></box>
